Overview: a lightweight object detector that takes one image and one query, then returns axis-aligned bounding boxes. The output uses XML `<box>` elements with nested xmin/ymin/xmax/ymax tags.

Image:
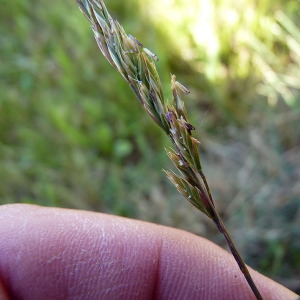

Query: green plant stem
<box><xmin>196</xmin><ymin>164</ymin><xmax>262</xmax><ymax>299</ymax></box>
<box><xmin>212</xmin><ymin>209</ymin><xmax>263</xmax><ymax>300</ymax></box>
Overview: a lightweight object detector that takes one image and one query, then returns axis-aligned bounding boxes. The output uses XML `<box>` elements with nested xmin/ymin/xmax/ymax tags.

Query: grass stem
<box><xmin>212</xmin><ymin>209</ymin><xmax>263</xmax><ymax>299</ymax></box>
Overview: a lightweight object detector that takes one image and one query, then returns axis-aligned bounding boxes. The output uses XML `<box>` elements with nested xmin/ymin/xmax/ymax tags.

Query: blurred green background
<box><xmin>1</xmin><ymin>0</ymin><xmax>299</xmax><ymax>293</ymax></box>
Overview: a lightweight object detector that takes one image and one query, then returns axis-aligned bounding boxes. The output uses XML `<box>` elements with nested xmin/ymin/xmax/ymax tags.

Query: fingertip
<box><xmin>0</xmin><ymin>204</ymin><xmax>298</xmax><ymax>300</ymax></box>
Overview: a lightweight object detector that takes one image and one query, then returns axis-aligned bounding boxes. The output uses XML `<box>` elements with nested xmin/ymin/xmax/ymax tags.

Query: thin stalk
<box><xmin>195</xmin><ymin>164</ymin><xmax>262</xmax><ymax>298</ymax></box>
<box><xmin>212</xmin><ymin>208</ymin><xmax>263</xmax><ymax>300</ymax></box>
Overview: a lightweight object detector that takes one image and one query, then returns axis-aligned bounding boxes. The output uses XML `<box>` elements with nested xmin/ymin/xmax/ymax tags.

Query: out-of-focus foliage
<box><xmin>0</xmin><ymin>0</ymin><xmax>168</xmax><ymax>213</ymax></box>
<box><xmin>0</xmin><ymin>0</ymin><xmax>299</xmax><ymax>293</ymax></box>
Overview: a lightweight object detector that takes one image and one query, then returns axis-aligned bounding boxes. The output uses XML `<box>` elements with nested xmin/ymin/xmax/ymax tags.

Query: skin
<box><xmin>0</xmin><ymin>204</ymin><xmax>297</xmax><ymax>300</ymax></box>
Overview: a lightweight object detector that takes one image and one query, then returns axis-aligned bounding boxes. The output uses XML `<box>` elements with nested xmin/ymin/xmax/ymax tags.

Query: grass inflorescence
<box><xmin>76</xmin><ymin>0</ymin><xmax>263</xmax><ymax>298</ymax></box>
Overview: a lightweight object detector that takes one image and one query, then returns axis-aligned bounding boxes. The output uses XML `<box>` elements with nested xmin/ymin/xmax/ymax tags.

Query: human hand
<box><xmin>0</xmin><ymin>204</ymin><xmax>297</xmax><ymax>299</ymax></box>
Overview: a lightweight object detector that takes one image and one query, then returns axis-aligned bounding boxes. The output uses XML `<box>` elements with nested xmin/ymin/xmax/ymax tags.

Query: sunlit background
<box><xmin>1</xmin><ymin>0</ymin><xmax>299</xmax><ymax>292</ymax></box>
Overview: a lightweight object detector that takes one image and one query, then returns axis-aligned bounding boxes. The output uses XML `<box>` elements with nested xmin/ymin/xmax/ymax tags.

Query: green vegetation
<box><xmin>0</xmin><ymin>0</ymin><xmax>299</xmax><ymax>293</ymax></box>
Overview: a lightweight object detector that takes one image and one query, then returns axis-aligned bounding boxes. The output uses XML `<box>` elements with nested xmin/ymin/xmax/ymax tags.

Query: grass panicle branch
<box><xmin>76</xmin><ymin>0</ymin><xmax>263</xmax><ymax>298</ymax></box>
